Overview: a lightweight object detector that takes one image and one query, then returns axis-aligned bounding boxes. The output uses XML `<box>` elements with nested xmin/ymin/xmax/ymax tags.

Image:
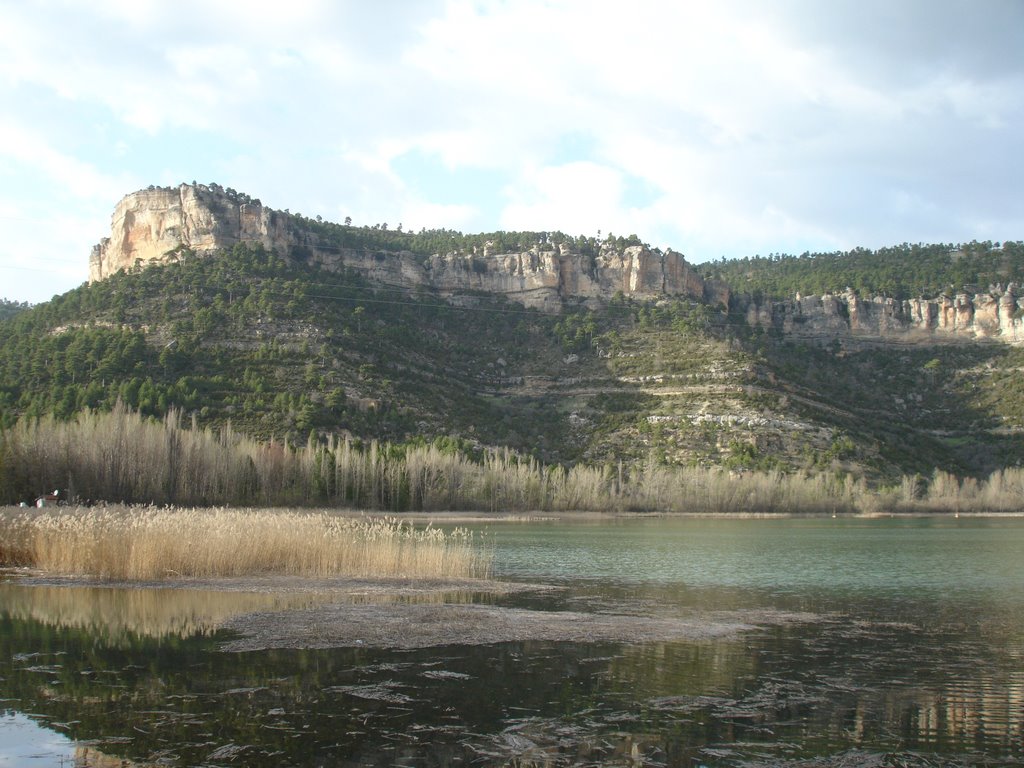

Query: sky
<box><xmin>1</xmin><ymin>0</ymin><xmax>1023</xmax><ymax>304</ymax></box>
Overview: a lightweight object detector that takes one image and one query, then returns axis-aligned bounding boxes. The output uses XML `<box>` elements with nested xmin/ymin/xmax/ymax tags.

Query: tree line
<box><xmin>698</xmin><ymin>241</ymin><xmax>1024</xmax><ymax>302</ymax></box>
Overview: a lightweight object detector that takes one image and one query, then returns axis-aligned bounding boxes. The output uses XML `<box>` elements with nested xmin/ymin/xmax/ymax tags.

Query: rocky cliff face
<box><xmin>90</xmin><ymin>184</ymin><xmax>1022</xmax><ymax>345</ymax></box>
<box><xmin>743</xmin><ymin>287</ymin><xmax>1024</xmax><ymax>345</ymax></box>
<box><xmin>89</xmin><ymin>184</ymin><xmax>294</xmax><ymax>281</ymax></box>
<box><xmin>90</xmin><ymin>184</ymin><xmax>723</xmax><ymax>311</ymax></box>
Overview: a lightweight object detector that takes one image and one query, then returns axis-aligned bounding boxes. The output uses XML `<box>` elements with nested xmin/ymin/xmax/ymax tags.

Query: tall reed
<box><xmin>0</xmin><ymin>505</ymin><xmax>490</xmax><ymax>580</ymax></box>
<box><xmin>0</xmin><ymin>403</ymin><xmax>1020</xmax><ymax>514</ymax></box>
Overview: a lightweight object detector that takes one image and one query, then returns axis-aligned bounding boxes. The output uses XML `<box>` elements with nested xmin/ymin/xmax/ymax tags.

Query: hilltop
<box><xmin>89</xmin><ymin>183</ymin><xmax>725</xmax><ymax>313</ymax></box>
<box><xmin>91</xmin><ymin>184</ymin><xmax>1023</xmax><ymax>345</ymax></box>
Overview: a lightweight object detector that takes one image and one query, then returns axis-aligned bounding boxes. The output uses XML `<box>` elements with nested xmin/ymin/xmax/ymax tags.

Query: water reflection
<box><xmin>0</xmin><ymin>581</ymin><xmax>329</xmax><ymax>642</ymax></box>
<box><xmin>0</xmin><ymin>518</ymin><xmax>1022</xmax><ymax>767</ymax></box>
<box><xmin>1</xmin><ymin>601</ymin><xmax>1021</xmax><ymax>765</ymax></box>
<box><xmin>0</xmin><ymin>579</ymin><xmax>488</xmax><ymax>645</ymax></box>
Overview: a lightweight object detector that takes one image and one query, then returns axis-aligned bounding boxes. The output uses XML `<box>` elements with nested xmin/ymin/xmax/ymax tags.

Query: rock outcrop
<box><xmin>89</xmin><ymin>184</ymin><xmax>1022</xmax><ymax>345</ymax></box>
<box><xmin>90</xmin><ymin>184</ymin><xmax>294</xmax><ymax>281</ymax></box>
<box><xmin>90</xmin><ymin>183</ymin><xmax>724</xmax><ymax>312</ymax></box>
<box><xmin>743</xmin><ymin>287</ymin><xmax>1024</xmax><ymax>345</ymax></box>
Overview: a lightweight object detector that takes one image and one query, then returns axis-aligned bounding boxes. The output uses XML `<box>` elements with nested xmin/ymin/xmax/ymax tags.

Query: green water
<box><xmin>488</xmin><ymin>517</ymin><xmax>1024</xmax><ymax>593</ymax></box>
<box><xmin>1</xmin><ymin>517</ymin><xmax>1022</xmax><ymax>766</ymax></box>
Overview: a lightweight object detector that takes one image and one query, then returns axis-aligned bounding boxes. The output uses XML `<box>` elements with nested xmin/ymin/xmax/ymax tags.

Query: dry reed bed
<box><xmin>0</xmin><ymin>505</ymin><xmax>491</xmax><ymax>581</ymax></box>
<box><xmin>1</xmin><ymin>404</ymin><xmax>1021</xmax><ymax>514</ymax></box>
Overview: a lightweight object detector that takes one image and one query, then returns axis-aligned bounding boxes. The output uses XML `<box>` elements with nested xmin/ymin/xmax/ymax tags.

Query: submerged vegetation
<box><xmin>1</xmin><ymin>403</ymin><xmax>1020</xmax><ymax>517</ymax></box>
<box><xmin>0</xmin><ymin>505</ymin><xmax>489</xmax><ymax>581</ymax></box>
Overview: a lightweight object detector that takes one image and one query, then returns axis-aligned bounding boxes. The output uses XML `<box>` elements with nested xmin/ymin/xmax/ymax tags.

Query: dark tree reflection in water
<box><xmin>1</xmin><ymin>517</ymin><xmax>1022</xmax><ymax>767</ymax></box>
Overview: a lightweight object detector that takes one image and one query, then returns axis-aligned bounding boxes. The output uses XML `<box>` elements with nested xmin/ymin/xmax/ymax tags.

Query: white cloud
<box><xmin>0</xmin><ymin>0</ymin><xmax>1022</xmax><ymax>300</ymax></box>
<box><xmin>0</xmin><ymin>119</ymin><xmax>133</xmax><ymax>201</ymax></box>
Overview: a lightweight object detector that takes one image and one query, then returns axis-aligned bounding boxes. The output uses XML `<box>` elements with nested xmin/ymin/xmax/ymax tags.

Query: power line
<box><xmin>302</xmin><ymin>291</ymin><xmax>560</xmax><ymax>316</ymax></box>
<box><xmin>4</xmin><ymin>242</ymin><xmax>745</xmax><ymax>324</ymax></box>
<box><xmin>195</xmin><ymin>280</ymin><xmax>744</xmax><ymax>328</ymax></box>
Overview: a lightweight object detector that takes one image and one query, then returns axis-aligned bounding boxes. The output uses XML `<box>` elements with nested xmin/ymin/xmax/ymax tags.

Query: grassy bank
<box><xmin>0</xmin><ymin>505</ymin><xmax>491</xmax><ymax>581</ymax></box>
<box><xmin>1</xmin><ymin>403</ymin><xmax>1021</xmax><ymax>514</ymax></box>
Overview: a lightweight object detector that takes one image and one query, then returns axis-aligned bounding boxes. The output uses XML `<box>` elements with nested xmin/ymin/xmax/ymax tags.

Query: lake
<box><xmin>1</xmin><ymin>516</ymin><xmax>1022</xmax><ymax>766</ymax></box>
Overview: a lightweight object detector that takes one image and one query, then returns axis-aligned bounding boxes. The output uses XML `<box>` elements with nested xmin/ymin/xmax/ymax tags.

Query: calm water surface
<box><xmin>1</xmin><ymin>517</ymin><xmax>1022</xmax><ymax>767</ymax></box>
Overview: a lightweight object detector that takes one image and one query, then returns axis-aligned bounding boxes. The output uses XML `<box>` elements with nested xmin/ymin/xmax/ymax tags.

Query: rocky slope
<box><xmin>90</xmin><ymin>183</ymin><xmax>724</xmax><ymax>312</ymax></box>
<box><xmin>8</xmin><ymin>237</ymin><xmax>1024</xmax><ymax>482</ymax></box>
<box><xmin>91</xmin><ymin>183</ymin><xmax>1023</xmax><ymax>346</ymax></box>
<box><xmin>742</xmin><ymin>287</ymin><xmax>1024</xmax><ymax>346</ymax></box>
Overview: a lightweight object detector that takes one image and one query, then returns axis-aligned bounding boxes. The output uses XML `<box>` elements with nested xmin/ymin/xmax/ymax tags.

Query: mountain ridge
<box><xmin>1</xmin><ymin>182</ymin><xmax>1022</xmax><ymax>494</ymax></box>
<box><xmin>89</xmin><ymin>182</ymin><xmax>725</xmax><ymax>313</ymax></box>
<box><xmin>3</xmin><ymin>235</ymin><xmax>1023</xmax><ymax>484</ymax></box>
<box><xmin>90</xmin><ymin>183</ymin><xmax>1024</xmax><ymax>346</ymax></box>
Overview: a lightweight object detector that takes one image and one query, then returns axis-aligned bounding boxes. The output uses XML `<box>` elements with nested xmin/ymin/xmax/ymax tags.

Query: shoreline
<box><xmin>5</xmin><ymin>505</ymin><xmax>1021</xmax><ymax>522</ymax></box>
<box><xmin>377</xmin><ymin>509</ymin><xmax>1024</xmax><ymax>523</ymax></box>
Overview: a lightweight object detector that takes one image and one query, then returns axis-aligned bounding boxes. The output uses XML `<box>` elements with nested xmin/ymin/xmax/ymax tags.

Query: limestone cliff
<box><xmin>743</xmin><ymin>286</ymin><xmax>1024</xmax><ymax>345</ymax></box>
<box><xmin>90</xmin><ymin>183</ymin><xmax>722</xmax><ymax>311</ymax></box>
<box><xmin>90</xmin><ymin>184</ymin><xmax>295</xmax><ymax>281</ymax></box>
<box><xmin>90</xmin><ymin>183</ymin><xmax>1022</xmax><ymax>345</ymax></box>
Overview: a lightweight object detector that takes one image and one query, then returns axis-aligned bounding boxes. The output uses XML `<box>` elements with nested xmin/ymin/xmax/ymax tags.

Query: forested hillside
<box><xmin>696</xmin><ymin>241</ymin><xmax>1024</xmax><ymax>301</ymax></box>
<box><xmin>1</xmin><ymin>240</ymin><xmax>1022</xmax><ymax>493</ymax></box>
<box><xmin>0</xmin><ymin>299</ymin><xmax>31</xmax><ymax>321</ymax></box>
<box><xmin>0</xmin><ymin>244</ymin><xmax>563</xmax><ymax>452</ymax></box>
